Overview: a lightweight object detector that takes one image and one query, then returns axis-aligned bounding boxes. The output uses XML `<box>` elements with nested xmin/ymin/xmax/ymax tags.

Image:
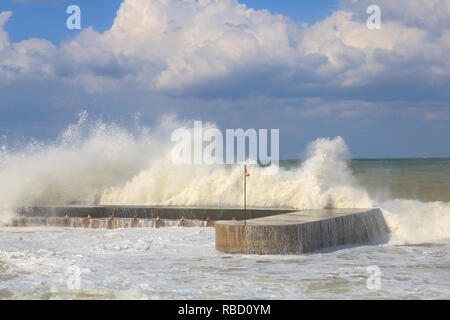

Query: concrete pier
<box><xmin>215</xmin><ymin>208</ymin><xmax>390</xmax><ymax>254</ymax></box>
<box><xmin>19</xmin><ymin>206</ymin><xmax>294</xmax><ymax>221</ymax></box>
<box><xmin>13</xmin><ymin>206</ymin><xmax>390</xmax><ymax>254</ymax></box>
<box><xmin>9</xmin><ymin>216</ymin><xmax>214</xmax><ymax>229</ymax></box>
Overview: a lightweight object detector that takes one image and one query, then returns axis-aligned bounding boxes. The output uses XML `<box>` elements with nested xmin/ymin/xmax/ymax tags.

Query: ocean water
<box><xmin>281</xmin><ymin>158</ymin><xmax>450</xmax><ymax>202</ymax></box>
<box><xmin>0</xmin><ymin>227</ymin><xmax>448</xmax><ymax>299</ymax></box>
<box><xmin>0</xmin><ymin>117</ymin><xmax>449</xmax><ymax>299</ymax></box>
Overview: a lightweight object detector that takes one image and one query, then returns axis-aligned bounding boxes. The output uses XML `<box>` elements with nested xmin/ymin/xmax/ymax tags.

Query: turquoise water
<box><xmin>280</xmin><ymin>159</ymin><xmax>450</xmax><ymax>202</ymax></box>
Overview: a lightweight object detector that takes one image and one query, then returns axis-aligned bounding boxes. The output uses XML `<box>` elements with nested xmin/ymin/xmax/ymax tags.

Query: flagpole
<box><xmin>244</xmin><ymin>164</ymin><xmax>247</xmax><ymax>224</ymax></box>
<box><xmin>244</xmin><ymin>165</ymin><xmax>247</xmax><ymax>212</ymax></box>
<box><xmin>243</xmin><ymin>165</ymin><xmax>251</xmax><ymax>224</ymax></box>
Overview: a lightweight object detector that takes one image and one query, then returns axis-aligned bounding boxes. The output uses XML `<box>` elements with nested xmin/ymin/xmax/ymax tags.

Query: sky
<box><xmin>0</xmin><ymin>0</ymin><xmax>449</xmax><ymax>159</ymax></box>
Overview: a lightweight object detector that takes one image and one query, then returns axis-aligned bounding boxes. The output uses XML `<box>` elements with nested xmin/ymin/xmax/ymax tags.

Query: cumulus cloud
<box><xmin>0</xmin><ymin>11</ymin><xmax>12</xmax><ymax>51</ymax></box>
<box><xmin>340</xmin><ymin>0</ymin><xmax>450</xmax><ymax>32</ymax></box>
<box><xmin>0</xmin><ymin>0</ymin><xmax>449</xmax><ymax>108</ymax></box>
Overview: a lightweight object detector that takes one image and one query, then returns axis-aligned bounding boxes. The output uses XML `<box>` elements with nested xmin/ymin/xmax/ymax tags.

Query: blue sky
<box><xmin>2</xmin><ymin>0</ymin><xmax>123</xmax><ymax>43</ymax></box>
<box><xmin>0</xmin><ymin>0</ymin><xmax>449</xmax><ymax>159</ymax></box>
<box><xmin>3</xmin><ymin>0</ymin><xmax>338</xmax><ymax>43</ymax></box>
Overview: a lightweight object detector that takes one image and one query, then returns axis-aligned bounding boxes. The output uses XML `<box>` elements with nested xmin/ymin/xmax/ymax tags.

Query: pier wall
<box><xmin>14</xmin><ymin>206</ymin><xmax>390</xmax><ymax>254</ymax></box>
<box><xmin>18</xmin><ymin>206</ymin><xmax>294</xmax><ymax>221</ymax></box>
<box><xmin>215</xmin><ymin>209</ymin><xmax>390</xmax><ymax>254</ymax></box>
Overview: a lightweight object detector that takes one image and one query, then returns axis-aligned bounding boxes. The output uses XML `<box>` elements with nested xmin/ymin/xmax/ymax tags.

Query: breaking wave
<box><xmin>0</xmin><ymin>113</ymin><xmax>449</xmax><ymax>244</ymax></box>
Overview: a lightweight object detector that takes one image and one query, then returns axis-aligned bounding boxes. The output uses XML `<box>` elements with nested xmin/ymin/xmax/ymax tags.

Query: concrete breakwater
<box><xmin>18</xmin><ymin>206</ymin><xmax>294</xmax><ymax>221</ymax></box>
<box><xmin>12</xmin><ymin>206</ymin><xmax>390</xmax><ymax>254</ymax></box>
<box><xmin>215</xmin><ymin>209</ymin><xmax>390</xmax><ymax>254</ymax></box>
<box><xmin>8</xmin><ymin>216</ymin><xmax>215</xmax><ymax>229</ymax></box>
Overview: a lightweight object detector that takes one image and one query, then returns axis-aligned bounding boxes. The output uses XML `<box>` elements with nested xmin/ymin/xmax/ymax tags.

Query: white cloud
<box><xmin>0</xmin><ymin>11</ymin><xmax>57</xmax><ymax>85</ymax></box>
<box><xmin>0</xmin><ymin>0</ymin><xmax>449</xmax><ymax>101</ymax></box>
<box><xmin>340</xmin><ymin>0</ymin><xmax>450</xmax><ymax>31</ymax></box>
<box><xmin>0</xmin><ymin>11</ymin><xmax>12</xmax><ymax>52</ymax></box>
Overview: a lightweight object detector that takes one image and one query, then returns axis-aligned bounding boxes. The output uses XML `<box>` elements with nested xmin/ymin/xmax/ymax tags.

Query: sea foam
<box><xmin>0</xmin><ymin>113</ymin><xmax>449</xmax><ymax>244</ymax></box>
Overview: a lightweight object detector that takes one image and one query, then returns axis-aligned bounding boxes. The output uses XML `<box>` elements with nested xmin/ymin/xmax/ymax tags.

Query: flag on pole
<box><xmin>244</xmin><ymin>165</ymin><xmax>249</xmax><ymax>215</ymax></box>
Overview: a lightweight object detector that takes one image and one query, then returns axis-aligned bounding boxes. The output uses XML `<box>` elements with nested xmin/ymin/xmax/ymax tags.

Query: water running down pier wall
<box><xmin>13</xmin><ymin>206</ymin><xmax>390</xmax><ymax>254</ymax></box>
<box><xmin>215</xmin><ymin>209</ymin><xmax>390</xmax><ymax>254</ymax></box>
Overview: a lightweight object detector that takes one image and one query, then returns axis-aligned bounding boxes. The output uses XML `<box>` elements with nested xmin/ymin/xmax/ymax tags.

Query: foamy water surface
<box><xmin>0</xmin><ymin>116</ymin><xmax>449</xmax><ymax>299</ymax></box>
<box><xmin>0</xmin><ymin>226</ymin><xmax>449</xmax><ymax>299</ymax></box>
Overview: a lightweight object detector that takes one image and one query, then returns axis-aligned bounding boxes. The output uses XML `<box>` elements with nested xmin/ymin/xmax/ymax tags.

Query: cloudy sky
<box><xmin>0</xmin><ymin>0</ymin><xmax>449</xmax><ymax>158</ymax></box>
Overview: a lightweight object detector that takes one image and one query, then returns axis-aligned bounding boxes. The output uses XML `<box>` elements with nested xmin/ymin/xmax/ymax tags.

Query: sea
<box><xmin>0</xmin><ymin>119</ymin><xmax>448</xmax><ymax>299</ymax></box>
